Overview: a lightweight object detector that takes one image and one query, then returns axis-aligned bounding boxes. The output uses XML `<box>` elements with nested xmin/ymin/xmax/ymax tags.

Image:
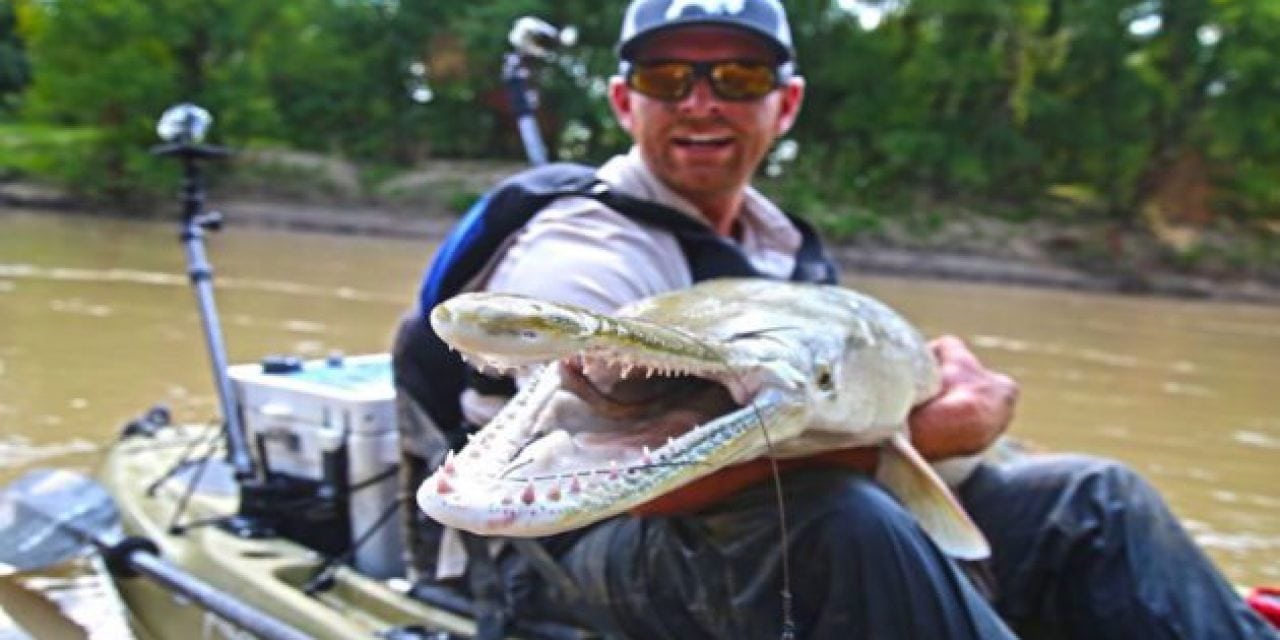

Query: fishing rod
<box><xmin>503</xmin><ymin>16</ymin><xmax>577</xmax><ymax>166</ymax></box>
<box><xmin>150</xmin><ymin>104</ymin><xmax>257</xmax><ymax>482</ymax></box>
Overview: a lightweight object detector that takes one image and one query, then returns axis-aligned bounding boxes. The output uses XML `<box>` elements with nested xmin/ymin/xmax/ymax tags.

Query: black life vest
<box><xmin>395</xmin><ymin>162</ymin><xmax>836</xmax><ymax>441</ymax></box>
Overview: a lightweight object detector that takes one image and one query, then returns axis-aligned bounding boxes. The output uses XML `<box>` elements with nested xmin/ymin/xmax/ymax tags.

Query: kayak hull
<box><xmin>98</xmin><ymin>425</ymin><xmax>477</xmax><ymax>639</ymax></box>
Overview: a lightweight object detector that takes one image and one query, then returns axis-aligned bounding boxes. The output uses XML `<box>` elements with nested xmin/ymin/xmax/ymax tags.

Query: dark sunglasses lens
<box><xmin>630</xmin><ymin>63</ymin><xmax>694</xmax><ymax>100</ymax></box>
<box><xmin>711</xmin><ymin>62</ymin><xmax>778</xmax><ymax>100</ymax></box>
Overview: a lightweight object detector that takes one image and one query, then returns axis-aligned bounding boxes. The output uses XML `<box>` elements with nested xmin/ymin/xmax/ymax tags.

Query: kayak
<box><xmin>97</xmin><ymin>422</ymin><xmax>485</xmax><ymax>640</ymax></box>
<box><xmin>93</xmin><ymin>351</ymin><xmax>595</xmax><ymax>639</ymax></box>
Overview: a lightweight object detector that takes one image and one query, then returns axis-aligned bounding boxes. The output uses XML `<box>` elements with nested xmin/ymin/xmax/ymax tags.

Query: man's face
<box><xmin>609</xmin><ymin>26</ymin><xmax>804</xmax><ymax>205</ymax></box>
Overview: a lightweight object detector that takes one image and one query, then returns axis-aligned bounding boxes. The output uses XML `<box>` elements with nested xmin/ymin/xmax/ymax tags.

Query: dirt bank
<box><xmin>209</xmin><ymin>195</ymin><xmax>1280</xmax><ymax>306</ymax></box>
<box><xmin>4</xmin><ymin>177</ymin><xmax>1279</xmax><ymax>306</ymax></box>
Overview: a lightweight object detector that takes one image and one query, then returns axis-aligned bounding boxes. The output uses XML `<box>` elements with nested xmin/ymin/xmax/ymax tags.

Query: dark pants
<box><xmin>960</xmin><ymin>454</ymin><xmax>1276</xmax><ymax>640</ymax></box>
<box><xmin>511</xmin><ymin>468</ymin><xmax>1014</xmax><ymax>639</ymax></box>
<box><xmin>504</xmin><ymin>458</ymin><xmax>1277</xmax><ymax>640</ymax></box>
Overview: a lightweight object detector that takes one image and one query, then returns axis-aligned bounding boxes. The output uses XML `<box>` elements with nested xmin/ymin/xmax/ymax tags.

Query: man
<box><xmin>394</xmin><ymin>1</ymin><xmax>1277</xmax><ymax>638</ymax></box>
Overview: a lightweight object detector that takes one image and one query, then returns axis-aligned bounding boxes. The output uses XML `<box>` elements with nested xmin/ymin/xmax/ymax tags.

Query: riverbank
<box><xmin>4</xmin><ymin>171</ymin><xmax>1279</xmax><ymax>306</ymax></box>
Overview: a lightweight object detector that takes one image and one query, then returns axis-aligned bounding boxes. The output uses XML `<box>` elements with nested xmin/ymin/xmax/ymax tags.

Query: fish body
<box><xmin>421</xmin><ymin>279</ymin><xmax>988</xmax><ymax>559</ymax></box>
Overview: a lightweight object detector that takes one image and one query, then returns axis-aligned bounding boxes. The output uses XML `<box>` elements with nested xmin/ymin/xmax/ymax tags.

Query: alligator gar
<box><xmin>418</xmin><ymin>278</ymin><xmax>989</xmax><ymax>559</ymax></box>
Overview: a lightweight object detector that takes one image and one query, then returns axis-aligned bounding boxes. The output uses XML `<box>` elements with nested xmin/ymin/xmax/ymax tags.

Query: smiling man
<box><xmin>479</xmin><ymin>8</ymin><xmax>812</xmax><ymax>313</ymax></box>
<box><xmin>611</xmin><ymin>28</ymin><xmax>802</xmax><ymax>235</ymax></box>
<box><xmin>393</xmin><ymin>1</ymin><xmax>1278</xmax><ymax>638</ymax></box>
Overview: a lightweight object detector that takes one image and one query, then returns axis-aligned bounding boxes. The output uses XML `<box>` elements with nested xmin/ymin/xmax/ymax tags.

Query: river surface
<box><xmin>1</xmin><ymin>208</ymin><xmax>1277</xmax><ymax>635</ymax></box>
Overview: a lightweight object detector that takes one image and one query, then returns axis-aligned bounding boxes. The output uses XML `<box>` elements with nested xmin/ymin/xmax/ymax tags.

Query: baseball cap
<box><xmin>617</xmin><ymin>0</ymin><xmax>795</xmax><ymax>63</ymax></box>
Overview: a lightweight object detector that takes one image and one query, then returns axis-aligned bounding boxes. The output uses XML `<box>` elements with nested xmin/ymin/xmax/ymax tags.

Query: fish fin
<box><xmin>876</xmin><ymin>432</ymin><xmax>991</xmax><ymax>560</ymax></box>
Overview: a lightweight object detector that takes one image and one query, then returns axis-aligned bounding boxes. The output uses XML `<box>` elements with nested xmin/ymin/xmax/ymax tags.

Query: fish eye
<box><xmin>816</xmin><ymin>365</ymin><xmax>834</xmax><ymax>391</ymax></box>
<box><xmin>520</xmin><ymin>329</ymin><xmax>540</xmax><ymax>341</ymax></box>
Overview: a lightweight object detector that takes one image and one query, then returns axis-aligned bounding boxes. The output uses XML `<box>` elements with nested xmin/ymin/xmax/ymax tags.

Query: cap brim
<box><xmin>617</xmin><ymin>20</ymin><xmax>793</xmax><ymax>62</ymax></box>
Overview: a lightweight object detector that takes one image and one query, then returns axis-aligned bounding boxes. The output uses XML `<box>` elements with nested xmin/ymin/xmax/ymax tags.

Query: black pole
<box><xmin>154</xmin><ymin>141</ymin><xmax>256</xmax><ymax>480</ymax></box>
<box><xmin>124</xmin><ymin>550</ymin><xmax>313</xmax><ymax>640</ymax></box>
<box><xmin>503</xmin><ymin>51</ymin><xmax>548</xmax><ymax>166</ymax></box>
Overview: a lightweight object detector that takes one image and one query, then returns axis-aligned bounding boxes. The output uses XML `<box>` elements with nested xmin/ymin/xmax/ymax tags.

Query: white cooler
<box><xmin>228</xmin><ymin>353</ymin><xmax>403</xmax><ymax>578</ymax></box>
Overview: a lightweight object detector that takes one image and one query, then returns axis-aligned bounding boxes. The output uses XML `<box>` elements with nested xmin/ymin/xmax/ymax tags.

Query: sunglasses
<box><xmin>624</xmin><ymin>60</ymin><xmax>787</xmax><ymax>102</ymax></box>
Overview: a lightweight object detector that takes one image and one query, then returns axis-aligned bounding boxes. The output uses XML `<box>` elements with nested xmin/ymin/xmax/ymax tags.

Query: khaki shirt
<box><xmin>481</xmin><ymin>147</ymin><xmax>802</xmax><ymax>312</ymax></box>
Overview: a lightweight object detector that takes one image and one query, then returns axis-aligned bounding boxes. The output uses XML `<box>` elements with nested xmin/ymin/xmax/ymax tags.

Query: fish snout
<box><xmin>430</xmin><ymin>295</ymin><xmax>595</xmax><ymax>365</ymax></box>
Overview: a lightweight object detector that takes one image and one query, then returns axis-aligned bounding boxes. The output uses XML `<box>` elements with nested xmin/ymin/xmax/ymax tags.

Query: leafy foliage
<box><xmin>4</xmin><ymin>0</ymin><xmax>1279</xmax><ymax>228</ymax></box>
<box><xmin>0</xmin><ymin>0</ymin><xmax>28</xmax><ymax>114</ymax></box>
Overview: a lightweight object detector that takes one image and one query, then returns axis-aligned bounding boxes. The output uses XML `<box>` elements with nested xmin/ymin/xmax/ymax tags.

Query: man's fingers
<box><xmin>910</xmin><ymin>334</ymin><xmax>1021</xmax><ymax>459</ymax></box>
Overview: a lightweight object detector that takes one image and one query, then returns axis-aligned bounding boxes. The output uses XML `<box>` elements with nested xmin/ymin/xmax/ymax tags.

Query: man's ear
<box><xmin>608</xmin><ymin>76</ymin><xmax>635</xmax><ymax>134</ymax></box>
<box><xmin>776</xmin><ymin>76</ymin><xmax>805</xmax><ymax>136</ymax></box>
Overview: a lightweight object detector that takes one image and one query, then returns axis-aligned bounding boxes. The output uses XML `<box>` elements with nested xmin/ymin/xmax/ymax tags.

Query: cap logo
<box><xmin>665</xmin><ymin>0</ymin><xmax>747</xmax><ymax>19</ymax></box>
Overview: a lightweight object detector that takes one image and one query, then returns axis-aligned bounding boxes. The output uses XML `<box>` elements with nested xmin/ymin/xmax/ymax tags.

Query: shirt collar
<box><xmin>597</xmin><ymin>147</ymin><xmax>802</xmax><ymax>278</ymax></box>
<box><xmin>600</xmin><ymin>148</ymin><xmax>800</xmax><ymax>240</ymax></box>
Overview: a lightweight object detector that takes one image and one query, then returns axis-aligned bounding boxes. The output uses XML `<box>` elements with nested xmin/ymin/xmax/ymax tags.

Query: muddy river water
<box><xmin>1</xmin><ymin>208</ymin><xmax>1276</xmax><ymax>635</ymax></box>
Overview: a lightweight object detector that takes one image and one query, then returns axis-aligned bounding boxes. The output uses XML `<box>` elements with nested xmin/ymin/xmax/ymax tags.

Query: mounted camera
<box><xmin>503</xmin><ymin>17</ymin><xmax>577</xmax><ymax>166</ymax></box>
<box><xmin>508</xmin><ymin>16</ymin><xmax>577</xmax><ymax>61</ymax></box>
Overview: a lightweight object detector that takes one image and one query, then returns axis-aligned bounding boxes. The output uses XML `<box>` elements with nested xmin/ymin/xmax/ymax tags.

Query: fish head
<box><xmin>623</xmin><ymin>280</ymin><xmax>939</xmax><ymax>447</ymax></box>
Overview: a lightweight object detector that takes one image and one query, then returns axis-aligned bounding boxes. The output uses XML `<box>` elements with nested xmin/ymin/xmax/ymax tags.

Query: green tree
<box><xmin>786</xmin><ymin>1</ymin><xmax>1057</xmax><ymax>203</ymax></box>
<box><xmin>5</xmin><ymin>0</ymin><xmax>1278</xmax><ymax>226</ymax></box>
<box><xmin>1192</xmin><ymin>0</ymin><xmax>1280</xmax><ymax>222</ymax></box>
<box><xmin>15</xmin><ymin>0</ymin><xmax>295</xmax><ymax>202</ymax></box>
<box><xmin>0</xmin><ymin>0</ymin><xmax>27</xmax><ymax>114</ymax></box>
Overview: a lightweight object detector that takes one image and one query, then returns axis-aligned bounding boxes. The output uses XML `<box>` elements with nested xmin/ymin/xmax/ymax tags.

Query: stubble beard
<box><xmin>653</xmin><ymin>119</ymin><xmax>755</xmax><ymax>203</ymax></box>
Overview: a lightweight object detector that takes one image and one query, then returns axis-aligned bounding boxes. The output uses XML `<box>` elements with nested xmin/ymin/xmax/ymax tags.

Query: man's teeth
<box><xmin>679</xmin><ymin>134</ymin><xmax>731</xmax><ymax>144</ymax></box>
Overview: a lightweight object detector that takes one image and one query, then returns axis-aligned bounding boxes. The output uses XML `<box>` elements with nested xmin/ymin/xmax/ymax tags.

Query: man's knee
<box><xmin>993</xmin><ymin>453</ymin><xmax>1152</xmax><ymax>498</ymax></box>
<box><xmin>797</xmin><ymin>473</ymin><xmax>947</xmax><ymax>567</ymax></box>
<box><xmin>982</xmin><ymin>453</ymin><xmax>1177</xmax><ymax>554</ymax></box>
<box><xmin>784</xmin><ymin>473</ymin><xmax>1011</xmax><ymax>638</ymax></box>
<box><xmin>1031</xmin><ymin>454</ymin><xmax>1162</xmax><ymax>512</ymax></box>
<box><xmin>828</xmin><ymin>475</ymin><xmax>920</xmax><ymax>537</ymax></box>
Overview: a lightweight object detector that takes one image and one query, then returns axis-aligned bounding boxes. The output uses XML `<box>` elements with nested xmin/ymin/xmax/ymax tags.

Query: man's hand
<box><xmin>909</xmin><ymin>335</ymin><xmax>1019</xmax><ymax>461</ymax></box>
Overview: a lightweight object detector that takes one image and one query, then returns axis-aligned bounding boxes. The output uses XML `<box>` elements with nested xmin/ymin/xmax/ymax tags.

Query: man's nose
<box><xmin>676</xmin><ymin>76</ymin><xmax>721</xmax><ymax>115</ymax></box>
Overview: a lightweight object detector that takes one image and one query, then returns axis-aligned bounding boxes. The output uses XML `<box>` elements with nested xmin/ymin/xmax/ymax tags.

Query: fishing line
<box><xmin>720</xmin><ymin>362</ymin><xmax>796</xmax><ymax>640</ymax></box>
<box><xmin>569</xmin><ymin>345</ymin><xmax>799</xmax><ymax>636</ymax></box>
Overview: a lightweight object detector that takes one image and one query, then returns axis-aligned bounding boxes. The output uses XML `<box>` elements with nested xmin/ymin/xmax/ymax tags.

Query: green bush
<box><xmin>3</xmin><ymin>0</ymin><xmax>1277</xmax><ymax>229</ymax></box>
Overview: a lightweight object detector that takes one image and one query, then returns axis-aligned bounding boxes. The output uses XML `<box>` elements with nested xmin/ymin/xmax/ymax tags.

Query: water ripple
<box><xmin>1190</xmin><ymin>319</ymin><xmax>1280</xmax><ymax>340</ymax></box>
<box><xmin>48</xmin><ymin>299</ymin><xmax>113</xmax><ymax>318</ymax></box>
<box><xmin>0</xmin><ymin>263</ymin><xmax>402</xmax><ymax>304</ymax></box>
<box><xmin>1232</xmin><ymin>430</ymin><xmax>1280</xmax><ymax>450</ymax></box>
<box><xmin>1160</xmin><ymin>381</ymin><xmax>1215</xmax><ymax>398</ymax></box>
<box><xmin>971</xmin><ymin>335</ymin><xmax>1143</xmax><ymax>369</ymax></box>
<box><xmin>1185</xmin><ymin>519</ymin><xmax>1280</xmax><ymax>554</ymax></box>
<box><xmin>282</xmin><ymin>319</ymin><xmax>327</xmax><ymax>334</ymax></box>
<box><xmin>0</xmin><ymin>438</ymin><xmax>98</xmax><ymax>469</ymax></box>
